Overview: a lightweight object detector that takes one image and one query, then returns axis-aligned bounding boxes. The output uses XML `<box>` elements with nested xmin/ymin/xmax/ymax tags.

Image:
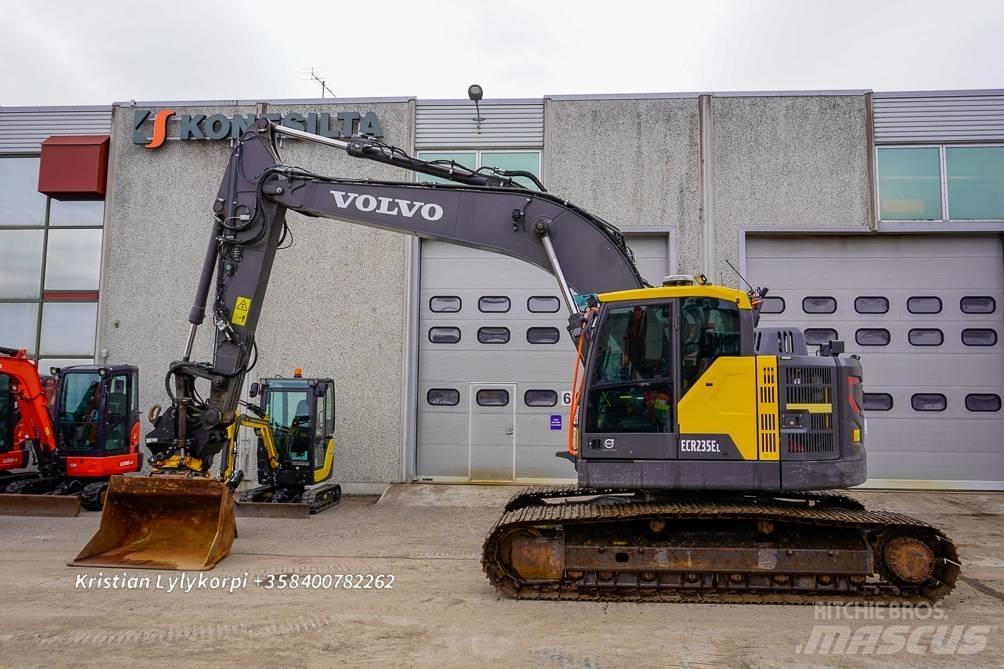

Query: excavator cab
<box><xmin>255</xmin><ymin>376</ymin><xmax>335</xmax><ymax>490</ymax></box>
<box><xmin>0</xmin><ymin>374</ymin><xmax>24</xmax><ymax>471</ymax></box>
<box><xmin>55</xmin><ymin>366</ymin><xmax>143</xmax><ymax>478</ymax></box>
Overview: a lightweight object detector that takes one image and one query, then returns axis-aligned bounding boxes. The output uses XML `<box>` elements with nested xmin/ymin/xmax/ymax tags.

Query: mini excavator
<box><xmin>218</xmin><ymin>372</ymin><xmax>340</xmax><ymax>518</ymax></box>
<box><xmin>72</xmin><ymin>118</ymin><xmax>959</xmax><ymax>603</ymax></box>
<box><xmin>0</xmin><ymin>347</ymin><xmax>141</xmax><ymax>515</ymax></box>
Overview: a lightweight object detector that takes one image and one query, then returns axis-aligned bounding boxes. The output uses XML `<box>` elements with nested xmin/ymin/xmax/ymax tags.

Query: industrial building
<box><xmin>1</xmin><ymin>89</ymin><xmax>1001</xmax><ymax>491</ymax></box>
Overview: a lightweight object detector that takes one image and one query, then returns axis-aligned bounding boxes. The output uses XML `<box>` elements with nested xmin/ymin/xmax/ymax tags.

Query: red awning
<box><xmin>38</xmin><ymin>135</ymin><xmax>110</xmax><ymax>200</ymax></box>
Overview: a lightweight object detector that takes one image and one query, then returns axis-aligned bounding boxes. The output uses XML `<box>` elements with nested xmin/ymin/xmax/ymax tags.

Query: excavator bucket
<box><xmin>69</xmin><ymin>475</ymin><xmax>236</xmax><ymax>571</ymax></box>
<box><xmin>0</xmin><ymin>492</ymin><xmax>80</xmax><ymax>517</ymax></box>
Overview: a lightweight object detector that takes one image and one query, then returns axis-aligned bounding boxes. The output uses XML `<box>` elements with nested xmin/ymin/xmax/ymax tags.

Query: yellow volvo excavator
<box><xmin>72</xmin><ymin>118</ymin><xmax>959</xmax><ymax>603</ymax></box>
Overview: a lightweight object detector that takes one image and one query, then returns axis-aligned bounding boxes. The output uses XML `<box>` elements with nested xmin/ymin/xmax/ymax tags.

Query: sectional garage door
<box><xmin>748</xmin><ymin>235</ymin><xmax>1004</xmax><ymax>489</ymax></box>
<box><xmin>417</xmin><ymin>236</ymin><xmax>669</xmax><ymax>482</ymax></box>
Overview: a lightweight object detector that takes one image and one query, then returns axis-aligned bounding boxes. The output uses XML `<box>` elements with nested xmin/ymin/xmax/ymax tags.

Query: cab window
<box><xmin>586</xmin><ymin>303</ymin><xmax>673</xmax><ymax>433</ymax></box>
<box><xmin>103</xmin><ymin>374</ymin><xmax>130</xmax><ymax>452</ymax></box>
<box><xmin>58</xmin><ymin>372</ymin><xmax>102</xmax><ymax>452</ymax></box>
<box><xmin>267</xmin><ymin>390</ymin><xmax>312</xmax><ymax>465</ymax></box>
<box><xmin>679</xmin><ymin>297</ymin><xmax>741</xmax><ymax>394</ymax></box>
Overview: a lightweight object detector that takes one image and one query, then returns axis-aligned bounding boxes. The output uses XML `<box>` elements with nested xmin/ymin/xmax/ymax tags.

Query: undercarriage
<box><xmin>482</xmin><ymin>486</ymin><xmax>960</xmax><ymax>604</ymax></box>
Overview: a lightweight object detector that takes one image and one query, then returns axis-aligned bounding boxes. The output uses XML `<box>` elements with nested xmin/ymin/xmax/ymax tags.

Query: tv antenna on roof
<box><xmin>302</xmin><ymin>68</ymin><xmax>336</xmax><ymax>98</ymax></box>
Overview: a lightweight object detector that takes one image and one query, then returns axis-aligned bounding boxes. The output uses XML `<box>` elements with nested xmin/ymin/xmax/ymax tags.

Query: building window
<box><xmin>945</xmin><ymin>147</ymin><xmax>1004</xmax><ymax>220</ymax></box>
<box><xmin>526</xmin><ymin>327</ymin><xmax>560</xmax><ymax>344</ymax></box>
<box><xmin>908</xmin><ymin>328</ymin><xmax>943</xmax><ymax>346</ymax></box>
<box><xmin>428</xmin><ymin>327</ymin><xmax>461</xmax><ymax>344</ymax></box>
<box><xmin>527</xmin><ymin>296</ymin><xmax>560</xmax><ymax>313</ymax></box>
<box><xmin>427</xmin><ymin>388</ymin><xmax>460</xmax><ymax>406</ymax></box>
<box><xmin>804</xmin><ymin>328</ymin><xmax>838</xmax><ymax>346</ymax></box>
<box><xmin>0</xmin><ymin>157</ymin><xmax>102</xmax><ymax>363</ymax></box>
<box><xmin>524</xmin><ymin>389</ymin><xmax>558</xmax><ymax>407</ymax></box>
<box><xmin>759</xmin><ymin>296</ymin><xmax>785</xmax><ymax>314</ymax></box>
<box><xmin>417</xmin><ymin>150</ymin><xmax>542</xmax><ymax>190</ymax></box>
<box><xmin>478</xmin><ymin>296</ymin><xmax>510</xmax><ymax>313</ymax></box>
<box><xmin>477</xmin><ymin>326</ymin><xmax>510</xmax><ymax>344</ymax></box>
<box><xmin>429</xmin><ymin>296</ymin><xmax>461</xmax><ymax>313</ymax></box>
<box><xmin>855</xmin><ymin>328</ymin><xmax>890</xmax><ymax>346</ymax></box>
<box><xmin>878</xmin><ymin>144</ymin><xmax>1004</xmax><ymax>222</ymax></box>
<box><xmin>911</xmin><ymin>393</ymin><xmax>947</xmax><ymax>412</ymax></box>
<box><xmin>802</xmin><ymin>296</ymin><xmax>836</xmax><ymax>314</ymax></box>
<box><xmin>965</xmin><ymin>394</ymin><xmax>1001</xmax><ymax>412</ymax></box>
<box><xmin>863</xmin><ymin>393</ymin><xmax>894</xmax><ymax>411</ymax></box>
<box><xmin>476</xmin><ymin>389</ymin><xmax>510</xmax><ymax>407</ymax></box>
<box><xmin>854</xmin><ymin>296</ymin><xmax>889</xmax><ymax>314</ymax></box>
<box><xmin>907</xmin><ymin>296</ymin><xmax>942</xmax><ymax>314</ymax></box>
<box><xmin>962</xmin><ymin>328</ymin><xmax>998</xmax><ymax>346</ymax></box>
<box><xmin>877</xmin><ymin>147</ymin><xmax>942</xmax><ymax>220</ymax></box>
<box><xmin>961</xmin><ymin>296</ymin><xmax>996</xmax><ymax>314</ymax></box>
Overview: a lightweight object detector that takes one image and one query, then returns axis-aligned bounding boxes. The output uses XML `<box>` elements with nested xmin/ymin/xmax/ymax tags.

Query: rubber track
<box><xmin>483</xmin><ymin>490</ymin><xmax>960</xmax><ymax>605</ymax></box>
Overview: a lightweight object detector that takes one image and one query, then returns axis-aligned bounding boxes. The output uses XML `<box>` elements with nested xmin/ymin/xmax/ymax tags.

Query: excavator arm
<box><xmin>0</xmin><ymin>347</ymin><xmax>58</xmax><ymax>470</ymax></box>
<box><xmin>148</xmin><ymin>119</ymin><xmax>646</xmax><ymax>471</ymax></box>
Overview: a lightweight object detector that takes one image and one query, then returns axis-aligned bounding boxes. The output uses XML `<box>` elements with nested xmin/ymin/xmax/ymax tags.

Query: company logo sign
<box><xmin>133</xmin><ymin>109</ymin><xmax>384</xmax><ymax>149</ymax></box>
<box><xmin>329</xmin><ymin>189</ymin><xmax>444</xmax><ymax>222</ymax></box>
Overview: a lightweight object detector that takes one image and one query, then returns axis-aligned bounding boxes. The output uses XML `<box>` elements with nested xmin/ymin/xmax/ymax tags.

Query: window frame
<box><xmin>526</xmin><ymin>326</ymin><xmax>561</xmax><ymax>344</ymax></box>
<box><xmin>855</xmin><ymin>328</ymin><xmax>891</xmax><ymax>347</ymax></box>
<box><xmin>429</xmin><ymin>296</ymin><xmax>462</xmax><ymax>313</ymax></box>
<box><xmin>875</xmin><ymin>143</ymin><xmax>1004</xmax><ymax>223</ymax></box>
<box><xmin>476</xmin><ymin>326</ymin><xmax>510</xmax><ymax>344</ymax></box>
<box><xmin>477</xmin><ymin>296</ymin><xmax>511</xmax><ymax>314</ymax></box>
<box><xmin>961</xmin><ymin>328</ymin><xmax>998</xmax><ymax>347</ymax></box>
<box><xmin>476</xmin><ymin>388</ymin><xmax>510</xmax><ymax>407</ymax></box>
<box><xmin>759</xmin><ymin>296</ymin><xmax>785</xmax><ymax>314</ymax></box>
<box><xmin>911</xmin><ymin>393</ymin><xmax>947</xmax><ymax>412</ymax></box>
<box><xmin>960</xmin><ymin>296</ymin><xmax>997</xmax><ymax>314</ymax></box>
<box><xmin>804</xmin><ymin>328</ymin><xmax>839</xmax><ymax>346</ymax></box>
<box><xmin>907</xmin><ymin>328</ymin><xmax>944</xmax><ymax>347</ymax></box>
<box><xmin>863</xmin><ymin>392</ymin><xmax>894</xmax><ymax>412</ymax></box>
<box><xmin>426</xmin><ymin>388</ymin><xmax>460</xmax><ymax>407</ymax></box>
<box><xmin>907</xmin><ymin>296</ymin><xmax>943</xmax><ymax>315</ymax></box>
<box><xmin>854</xmin><ymin>296</ymin><xmax>890</xmax><ymax>315</ymax></box>
<box><xmin>527</xmin><ymin>295</ymin><xmax>561</xmax><ymax>313</ymax></box>
<box><xmin>965</xmin><ymin>393</ymin><xmax>1002</xmax><ymax>413</ymax></box>
<box><xmin>802</xmin><ymin>296</ymin><xmax>837</xmax><ymax>314</ymax></box>
<box><xmin>0</xmin><ymin>157</ymin><xmax>104</xmax><ymax>364</ymax></box>
<box><xmin>427</xmin><ymin>326</ymin><xmax>461</xmax><ymax>344</ymax></box>
<box><xmin>524</xmin><ymin>389</ymin><xmax>558</xmax><ymax>407</ymax></box>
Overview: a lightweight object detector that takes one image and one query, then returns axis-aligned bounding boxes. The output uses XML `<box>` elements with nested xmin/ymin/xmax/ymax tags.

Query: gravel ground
<box><xmin>0</xmin><ymin>486</ymin><xmax>1001</xmax><ymax>669</ymax></box>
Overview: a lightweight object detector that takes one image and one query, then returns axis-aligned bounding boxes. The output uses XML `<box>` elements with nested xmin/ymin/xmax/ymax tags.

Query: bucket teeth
<box><xmin>69</xmin><ymin>475</ymin><xmax>236</xmax><ymax>571</ymax></box>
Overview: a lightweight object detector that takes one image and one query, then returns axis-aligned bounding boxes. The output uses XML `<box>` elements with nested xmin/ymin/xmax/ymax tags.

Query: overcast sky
<box><xmin>2</xmin><ymin>0</ymin><xmax>1001</xmax><ymax>106</ymax></box>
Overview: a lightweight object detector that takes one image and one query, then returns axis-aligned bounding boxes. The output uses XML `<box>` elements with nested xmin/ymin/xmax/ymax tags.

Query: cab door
<box><xmin>312</xmin><ymin>381</ymin><xmax>335</xmax><ymax>483</ymax></box>
<box><xmin>580</xmin><ymin>300</ymin><xmax>678</xmax><ymax>461</ymax></box>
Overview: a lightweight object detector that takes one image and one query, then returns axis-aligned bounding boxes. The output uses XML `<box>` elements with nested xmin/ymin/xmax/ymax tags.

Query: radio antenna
<box><xmin>725</xmin><ymin>258</ymin><xmax>754</xmax><ymax>292</ymax></box>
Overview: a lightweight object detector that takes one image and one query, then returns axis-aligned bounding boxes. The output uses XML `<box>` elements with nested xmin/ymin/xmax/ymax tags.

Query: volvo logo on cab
<box><xmin>330</xmin><ymin>190</ymin><xmax>444</xmax><ymax>222</ymax></box>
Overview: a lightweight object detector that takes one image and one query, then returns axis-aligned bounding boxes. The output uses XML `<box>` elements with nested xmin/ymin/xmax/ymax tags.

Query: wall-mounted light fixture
<box><xmin>468</xmin><ymin>84</ymin><xmax>485</xmax><ymax>133</ymax></box>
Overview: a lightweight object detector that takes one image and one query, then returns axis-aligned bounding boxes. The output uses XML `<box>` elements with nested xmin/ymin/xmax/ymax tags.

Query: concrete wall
<box><xmin>544</xmin><ymin>97</ymin><xmax>703</xmax><ymax>273</ymax></box>
<box><xmin>711</xmin><ymin>94</ymin><xmax>873</xmax><ymax>285</ymax></box>
<box><xmin>98</xmin><ymin>100</ymin><xmax>414</xmax><ymax>489</ymax></box>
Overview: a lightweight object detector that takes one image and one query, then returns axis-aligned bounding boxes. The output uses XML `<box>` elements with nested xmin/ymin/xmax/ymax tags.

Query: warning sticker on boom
<box><xmin>232</xmin><ymin>296</ymin><xmax>252</xmax><ymax>326</ymax></box>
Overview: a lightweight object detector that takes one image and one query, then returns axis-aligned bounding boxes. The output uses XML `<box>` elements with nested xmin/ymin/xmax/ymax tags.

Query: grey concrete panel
<box><xmin>714</xmin><ymin>95</ymin><xmax>872</xmax><ymax>286</ymax></box>
<box><xmin>545</xmin><ymin>98</ymin><xmax>701</xmax><ymax>274</ymax></box>
<box><xmin>99</xmin><ymin>101</ymin><xmax>413</xmax><ymax>486</ymax></box>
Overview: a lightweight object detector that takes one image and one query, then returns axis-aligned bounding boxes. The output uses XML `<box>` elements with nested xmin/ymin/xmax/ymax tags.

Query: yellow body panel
<box><xmin>756</xmin><ymin>356</ymin><xmax>780</xmax><ymax>461</ymax></box>
<box><xmin>785</xmin><ymin>403</ymin><xmax>833</xmax><ymax>414</ymax></box>
<box><xmin>598</xmin><ymin>285</ymin><xmax>752</xmax><ymax>310</ymax></box>
<box><xmin>677</xmin><ymin>357</ymin><xmax>759</xmax><ymax>461</ymax></box>
<box><xmin>314</xmin><ymin>437</ymin><xmax>335</xmax><ymax>483</ymax></box>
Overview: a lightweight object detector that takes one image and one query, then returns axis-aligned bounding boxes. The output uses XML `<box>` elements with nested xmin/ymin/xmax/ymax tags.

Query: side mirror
<box><xmin>249</xmin><ymin>382</ymin><xmax>260</xmax><ymax>398</ymax></box>
<box><xmin>314</xmin><ymin>384</ymin><xmax>326</xmax><ymax>398</ymax></box>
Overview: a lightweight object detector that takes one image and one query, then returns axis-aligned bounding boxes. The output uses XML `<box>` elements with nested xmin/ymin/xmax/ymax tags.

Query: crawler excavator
<box><xmin>0</xmin><ymin>347</ymin><xmax>141</xmax><ymax>516</ymax></box>
<box><xmin>72</xmin><ymin>118</ymin><xmax>959</xmax><ymax>603</ymax></box>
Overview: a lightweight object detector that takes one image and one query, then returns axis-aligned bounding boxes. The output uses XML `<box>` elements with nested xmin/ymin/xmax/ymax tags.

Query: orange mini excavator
<box><xmin>0</xmin><ymin>347</ymin><xmax>141</xmax><ymax>516</ymax></box>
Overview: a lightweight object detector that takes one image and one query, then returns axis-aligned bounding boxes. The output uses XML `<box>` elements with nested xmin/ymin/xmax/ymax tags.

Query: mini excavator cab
<box><xmin>252</xmin><ymin>376</ymin><xmax>336</xmax><ymax>489</ymax></box>
<box><xmin>54</xmin><ymin>367</ymin><xmax>141</xmax><ymax>472</ymax></box>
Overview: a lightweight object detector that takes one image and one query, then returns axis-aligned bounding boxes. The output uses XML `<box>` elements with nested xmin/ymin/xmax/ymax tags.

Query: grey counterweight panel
<box><xmin>748</xmin><ymin>235</ymin><xmax>1004</xmax><ymax>489</ymax></box>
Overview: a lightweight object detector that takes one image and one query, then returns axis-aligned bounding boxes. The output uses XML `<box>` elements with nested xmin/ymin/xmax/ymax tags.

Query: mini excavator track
<box><xmin>482</xmin><ymin>486</ymin><xmax>959</xmax><ymax>605</ymax></box>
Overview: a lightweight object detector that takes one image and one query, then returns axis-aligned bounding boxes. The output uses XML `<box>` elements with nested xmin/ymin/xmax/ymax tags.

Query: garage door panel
<box><xmin>866</xmin><ymin>418</ymin><xmax>1002</xmax><ymax>453</ymax></box>
<box><xmin>418</xmin><ymin>237</ymin><xmax>668</xmax><ymax>481</ymax></box>
<box><xmin>748</xmin><ymin>235</ymin><xmax>1004</xmax><ymax>488</ymax></box>
<box><xmin>868</xmin><ymin>452</ymin><xmax>1004</xmax><ymax>482</ymax></box>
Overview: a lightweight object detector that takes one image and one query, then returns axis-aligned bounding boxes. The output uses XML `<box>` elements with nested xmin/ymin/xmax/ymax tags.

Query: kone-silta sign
<box><xmin>132</xmin><ymin>109</ymin><xmax>384</xmax><ymax>149</ymax></box>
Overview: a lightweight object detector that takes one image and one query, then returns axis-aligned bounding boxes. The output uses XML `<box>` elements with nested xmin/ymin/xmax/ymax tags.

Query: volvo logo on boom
<box><xmin>330</xmin><ymin>190</ymin><xmax>444</xmax><ymax>222</ymax></box>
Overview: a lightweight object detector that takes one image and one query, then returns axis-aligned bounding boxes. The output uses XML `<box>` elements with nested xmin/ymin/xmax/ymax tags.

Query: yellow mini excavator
<box><xmin>219</xmin><ymin>372</ymin><xmax>340</xmax><ymax>518</ymax></box>
<box><xmin>72</xmin><ymin>118</ymin><xmax>959</xmax><ymax>603</ymax></box>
